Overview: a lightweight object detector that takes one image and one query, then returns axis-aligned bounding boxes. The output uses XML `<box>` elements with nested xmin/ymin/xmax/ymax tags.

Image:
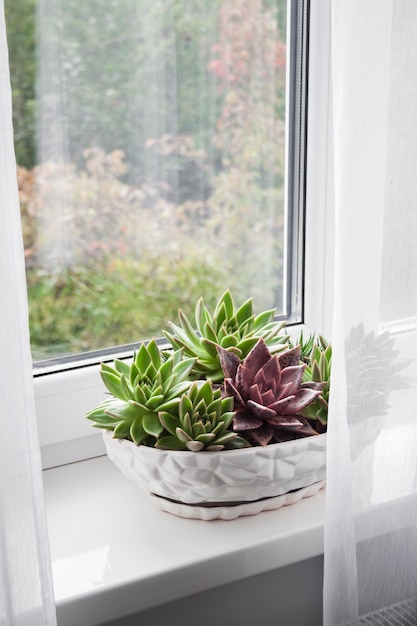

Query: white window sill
<box><xmin>43</xmin><ymin>454</ymin><xmax>325</xmax><ymax>626</ymax></box>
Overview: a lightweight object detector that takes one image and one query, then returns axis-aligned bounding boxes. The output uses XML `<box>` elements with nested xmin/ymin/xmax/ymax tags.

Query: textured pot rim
<box><xmin>103</xmin><ymin>429</ymin><xmax>327</xmax><ymax>458</ymax></box>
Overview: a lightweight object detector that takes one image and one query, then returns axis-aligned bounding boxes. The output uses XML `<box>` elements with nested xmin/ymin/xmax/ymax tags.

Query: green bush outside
<box><xmin>27</xmin><ymin>255</ymin><xmax>230</xmax><ymax>361</ymax></box>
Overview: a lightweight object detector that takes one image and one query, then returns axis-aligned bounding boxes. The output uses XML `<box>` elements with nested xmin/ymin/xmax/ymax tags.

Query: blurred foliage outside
<box><xmin>6</xmin><ymin>0</ymin><xmax>288</xmax><ymax>361</ymax></box>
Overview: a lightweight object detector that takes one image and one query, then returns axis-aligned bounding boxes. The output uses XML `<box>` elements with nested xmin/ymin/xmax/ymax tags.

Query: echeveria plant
<box><xmin>163</xmin><ymin>289</ymin><xmax>290</xmax><ymax>382</ymax></box>
<box><xmin>86</xmin><ymin>339</ymin><xmax>196</xmax><ymax>445</ymax></box>
<box><xmin>217</xmin><ymin>339</ymin><xmax>325</xmax><ymax>445</ymax></box>
<box><xmin>157</xmin><ymin>381</ymin><xmax>249</xmax><ymax>451</ymax></box>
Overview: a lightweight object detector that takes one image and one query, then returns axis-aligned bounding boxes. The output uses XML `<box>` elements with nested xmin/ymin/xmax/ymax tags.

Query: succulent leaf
<box><xmin>252</xmin><ymin>309</ymin><xmax>275</xmax><ymax>330</ymax></box>
<box><xmin>192</xmin><ymin>421</ymin><xmax>206</xmax><ymax>436</ymax></box>
<box><xmin>133</xmin><ymin>383</ymin><xmax>147</xmax><ymax>403</ymax></box>
<box><xmin>180</xmin><ymin>395</ymin><xmax>193</xmax><ymax>421</ymax></box>
<box><xmin>89</xmin><ymin>413</ymin><xmax>119</xmax><ymax>427</ymax></box>
<box><xmin>101</xmin><ymin>362</ymin><xmax>120</xmax><ymax>376</ymax></box>
<box><xmin>146</xmin><ymin>394</ymin><xmax>165</xmax><ymax>410</ymax></box>
<box><xmin>156</xmin><ymin>436</ymin><xmax>187</xmax><ymax>450</ymax></box>
<box><xmin>113</xmin><ymin>420</ymin><xmax>132</xmax><ymax>439</ymax></box>
<box><xmin>220</xmin><ymin>334</ymin><xmax>239</xmax><ymax>348</ymax></box>
<box><xmin>200</xmin><ymin>338</ymin><xmax>220</xmax><ymax>358</ymax></box>
<box><xmin>142</xmin><ymin>412</ymin><xmax>164</xmax><ymax>437</ymax></box>
<box><xmin>164</xmin><ymin>382</ymin><xmax>192</xmax><ymax>401</ymax></box>
<box><xmin>234</xmin><ymin>337</ymin><xmax>259</xmax><ymax>355</ymax></box>
<box><xmin>223</xmin><ymin>290</ymin><xmax>235</xmax><ymax>319</ymax></box>
<box><xmin>158</xmin><ymin>411</ymin><xmax>180</xmax><ymax>435</ymax></box>
<box><xmin>135</xmin><ymin>343</ymin><xmax>152</xmax><ymax>372</ymax></box>
<box><xmin>278</xmin><ymin>345</ymin><xmax>301</xmax><ymax>369</ymax></box>
<box><xmin>195</xmin><ymin>433</ymin><xmax>216</xmax><ymax>444</ymax></box>
<box><xmin>120</xmin><ymin>374</ymin><xmax>134</xmax><ymax>400</ymax></box>
<box><xmin>221</xmin><ymin>396</ymin><xmax>234</xmax><ymax>412</ymax></box>
<box><xmin>130</xmin><ymin>416</ymin><xmax>146</xmax><ymax>445</ymax></box>
<box><xmin>186</xmin><ymin>441</ymin><xmax>205</xmax><ymax>452</ymax></box>
<box><xmin>103</xmin><ymin>400</ymin><xmax>142</xmax><ymax>421</ymax></box>
<box><xmin>203</xmin><ymin>320</ymin><xmax>218</xmax><ymax>343</ymax></box>
<box><xmin>214</xmin><ymin>302</ymin><xmax>227</xmax><ymax>332</ymax></box>
<box><xmin>114</xmin><ymin>359</ymin><xmax>131</xmax><ymax>377</ymax></box>
<box><xmin>147</xmin><ymin>338</ymin><xmax>161</xmax><ymax>369</ymax></box>
<box><xmin>235</xmin><ymin>298</ymin><xmax>253</xmax><ymax>326</ymax></box>
<box><xmin>129</xmin><ymin>362</ymin><xmax>140</xmax><ymax>386</ymax></box>
<box><xmin>159</xmin><ymin>358</ymin><xmax>174</xmax><ymax>383</ymax></box>
<box><xmin>172</xmin><ymin>357</ymin><xmax>198</xmax><ymax>382</ymax></box>
<box><xmin>195</xmin><ymin>380</ymin><xmax>213</xmax><ymax>405</ymax></box>
<box><xmin>195</xmin><ymin>297</ymin><xmax>209</xmax><ymax>335</ymax></box>
<box><xmin>176</xmin><ymin>427</ymin><xmax>193</xmax><ymax>443</ymax></box>
<box><xmin>100</xmin><ymin>370</ymin><xmax>129</xmax><ymax>401</ymax></box>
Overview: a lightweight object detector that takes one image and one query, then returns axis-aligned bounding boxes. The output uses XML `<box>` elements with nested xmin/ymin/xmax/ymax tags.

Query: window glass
<box><xmin>6</xmin><ymin>0</ymin><xmax>295</xmax><ymax>363</ymax></box>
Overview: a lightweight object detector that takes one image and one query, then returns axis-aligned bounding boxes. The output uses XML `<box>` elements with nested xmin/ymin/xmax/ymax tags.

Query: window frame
<box><xmin>35</xmin><ymin>0</ymin><xmax>334</xmax><ymax>469</ymax></box>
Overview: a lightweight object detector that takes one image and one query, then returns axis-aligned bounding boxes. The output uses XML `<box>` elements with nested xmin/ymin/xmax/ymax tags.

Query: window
<box><xmin>6</xmin><ymin>0</ymin><xmax>308</xmax><ymax>366</ymax></box>
<box><xmin>5</xmin><ymin>0</ymin><xmax>327</xmax><ymax>468</ymax></box>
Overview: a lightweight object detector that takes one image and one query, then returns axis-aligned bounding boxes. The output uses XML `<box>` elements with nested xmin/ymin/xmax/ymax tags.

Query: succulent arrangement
<box><xmin>86</xmin><ymin>290</ymin><xmax>331</xmax><ymax>451</ymax></box>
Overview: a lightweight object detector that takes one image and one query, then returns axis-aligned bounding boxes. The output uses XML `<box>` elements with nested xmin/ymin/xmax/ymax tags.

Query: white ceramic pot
<box><xmin>103</xmin><ymin>431</ymin><xmax>326</xmax><ymax>520</ymax></box>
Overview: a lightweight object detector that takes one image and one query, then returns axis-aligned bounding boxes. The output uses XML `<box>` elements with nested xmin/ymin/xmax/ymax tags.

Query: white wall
<box><xmin>97</xmin><ymin>557</ymin><xmax>324</xmax><ymax>626</ymax></box>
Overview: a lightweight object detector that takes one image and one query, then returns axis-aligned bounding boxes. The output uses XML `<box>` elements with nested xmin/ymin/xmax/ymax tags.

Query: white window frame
<box><xmin>303</xmin><ymin>0</ymin><xmax>334</xmax><ymax>338</ymax></box>
<box><xmin>35</xmin><ymin>0</ymin><xmax>334</xmax><ymax>470</ymax></box>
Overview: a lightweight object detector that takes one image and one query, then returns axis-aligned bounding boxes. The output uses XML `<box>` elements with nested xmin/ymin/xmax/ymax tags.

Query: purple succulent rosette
<box><xmin>217</xmin><ymin>338</ymin><xmax>325</xmax><ymax>446</ymax></box>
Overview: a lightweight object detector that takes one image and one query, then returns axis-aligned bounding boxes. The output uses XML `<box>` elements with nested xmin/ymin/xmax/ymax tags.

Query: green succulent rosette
<box><xmin>157</xmin><ymin>380</ymin><xmax>250</xmax><ymax>451</ymax></box>
<box><xmin>163</xmin><ymin>289</ymin><xmax>289</xmax><ymax>382</ymax></box>
<box><xmin>86</xmin><ymin>339</ymin><xmax>196</xmax><ymax>445</ymax></box>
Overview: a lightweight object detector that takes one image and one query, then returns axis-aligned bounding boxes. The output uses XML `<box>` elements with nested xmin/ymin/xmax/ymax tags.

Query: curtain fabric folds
<box><xmin>324</xmin><ymin>0</ymin><xmax>417</xmax><ymax>623</ymax></box>
<box><xmin>0</xmin><ymin>2</ymin><xmax>57</xmax><ymax>624</ymax></box>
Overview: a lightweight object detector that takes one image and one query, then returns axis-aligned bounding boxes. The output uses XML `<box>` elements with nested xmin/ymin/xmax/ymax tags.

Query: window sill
<box><xmin>43</xmin><ymin>454</ymin><xmax>325</xmax><ymax>626</ymax></box>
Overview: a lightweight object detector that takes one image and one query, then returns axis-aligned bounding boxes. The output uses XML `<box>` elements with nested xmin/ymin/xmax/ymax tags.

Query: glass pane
<box><xmin>6</xmin><ymin>0</ymin><xmax>289</xmax><ymax>361</ymax></box>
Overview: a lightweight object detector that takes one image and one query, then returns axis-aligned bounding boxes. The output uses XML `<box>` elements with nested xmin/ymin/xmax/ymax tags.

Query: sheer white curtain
<box><xmin>0</xmin><ymin>2</ymin><xmax>57</xmax><ymax>624</ymax></box>
<box><xmin>324</xmin><ymin>0</ymin><xmax>417</xmax><ymax>623</ymax></box>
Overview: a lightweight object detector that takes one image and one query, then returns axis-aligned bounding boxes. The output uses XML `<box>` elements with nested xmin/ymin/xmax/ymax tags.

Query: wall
<box><xmin>101</xmin><ymin>556</ymin><xmax>323</xmax><ymax>626</ymax></box>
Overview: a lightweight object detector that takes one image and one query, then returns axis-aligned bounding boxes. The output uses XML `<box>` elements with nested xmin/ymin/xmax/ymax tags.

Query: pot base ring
<box><xmin>149</xmin><ymin>480</ymin><xmax>326</xmax><ymax>521</ymax></box>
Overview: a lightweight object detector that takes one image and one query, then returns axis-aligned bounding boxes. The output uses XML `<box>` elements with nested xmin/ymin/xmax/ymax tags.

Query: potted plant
<box><xmin>86</xmin><ymin>291</ymin><xmax>331</xmax><ymax>520</ymax></box>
